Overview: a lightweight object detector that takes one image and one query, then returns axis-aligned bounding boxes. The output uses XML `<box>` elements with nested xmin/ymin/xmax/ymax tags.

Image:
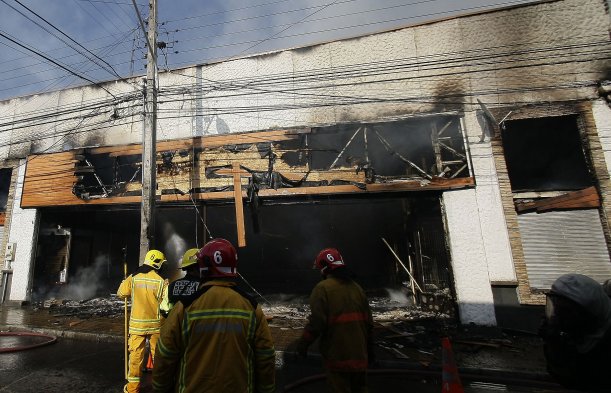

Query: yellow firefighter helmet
<box><xmin>181</xmin><ymin>248</ymin><xmax>200</xmax><ymax>269</ymax></box>
<box><xmin>143</xmin><ymin>249</ymin><xmax>166</xmax><ymax>270</ymax></box>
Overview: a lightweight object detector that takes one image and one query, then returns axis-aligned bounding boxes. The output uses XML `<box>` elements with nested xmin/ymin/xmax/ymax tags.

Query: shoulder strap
<box><xmin>182</xmin><ymin>283</ymin><xmax>258</xmax><ymax>309</ymax></box>
<box><xmin>181</xmin><ymin>284</ymin><xmax>213</xmax><ymax>308</ymax></box>
<box><xmin>230</xmin><ymin>285</ymin><xmax>258</xmax><ymax>309</ymax></box>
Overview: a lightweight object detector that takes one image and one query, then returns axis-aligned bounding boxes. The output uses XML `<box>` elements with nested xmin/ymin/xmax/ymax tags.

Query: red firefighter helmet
<box><xmin>197</xmin><ymin>238</ymin><xmax>238</xmax><ymax>278</ymax></box>
<box><xmin>314</xmin><ymin>248</ymin><xmax>345</xmax><ymax>274</ymax></box>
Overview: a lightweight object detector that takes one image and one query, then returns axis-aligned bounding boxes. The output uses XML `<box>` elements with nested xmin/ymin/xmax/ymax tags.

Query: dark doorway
<box><xmin>31</xmin><ymin>195</ymin><xmax>453</xmax><ymax>303</ymax></box>
<box><xmin>204</xmin><ymin>194</ymin><xmax>452</xmax><ymax>296</ymax></box>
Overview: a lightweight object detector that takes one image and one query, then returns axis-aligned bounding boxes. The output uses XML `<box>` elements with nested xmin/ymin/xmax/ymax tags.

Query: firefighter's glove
<box><xmin>296</xmin><ymin>339</ymin><xmax>309</xmax><ymax>358</ymax></box>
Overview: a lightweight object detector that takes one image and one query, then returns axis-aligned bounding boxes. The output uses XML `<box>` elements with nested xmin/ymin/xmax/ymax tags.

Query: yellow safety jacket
<box><xmin>118</xmin><ymin>266</ymin><xmax>168</xmax><ymax>335</ymax></box>
<box><xmin>302</xmin><ymin>275</ymin><xmax>373</xmax><ymax>371</ymax></box>
<box><xmin>152</xmin><ymin>280</ymin><xmax>275</xmax><ymax>393</ymax></box>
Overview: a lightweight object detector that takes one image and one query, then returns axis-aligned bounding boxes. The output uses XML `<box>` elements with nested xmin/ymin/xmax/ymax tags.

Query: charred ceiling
<box><xmin>21</xmin><ymin>116</ymin><xmax>473</xmax><ymax>208</ymax></box>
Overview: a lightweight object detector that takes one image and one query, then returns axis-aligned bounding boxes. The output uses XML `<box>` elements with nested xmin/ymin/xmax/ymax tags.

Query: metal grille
<box><xmin>518</xmin><ymin>209</ymin><xmax>611</xmax><ymax>289</ymax></box>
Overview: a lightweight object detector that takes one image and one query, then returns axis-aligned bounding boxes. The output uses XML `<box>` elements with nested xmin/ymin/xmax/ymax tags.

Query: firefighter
<box><xmin>540</xmin><ymin>273</ymin><xmax>611</xmax><ymax>392</ymax></box>
<box><xmin>167</xmin><ymin>248</ymin><xmax>201</xmax><ymax>309</ymax></box>
<box><xmin>152</xmin><ymin>238</ymin><xmax>275</xmax><ymax>393</ymax></box>
<box><xmin>297</xmin><ymin>248</ymin><xmax>374</xmax><ymax>393</ymax></box>
<box><xmin>117</xmin><ymin>249</ymin><xmax>170</xmax><ymax>393</ymax></box>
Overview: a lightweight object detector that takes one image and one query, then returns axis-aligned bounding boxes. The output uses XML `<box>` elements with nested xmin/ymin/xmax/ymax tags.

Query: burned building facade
<box><xmin>1</xmin><ymin>0</ymin><xmax>610</xmax><ymax>328</ymax></box>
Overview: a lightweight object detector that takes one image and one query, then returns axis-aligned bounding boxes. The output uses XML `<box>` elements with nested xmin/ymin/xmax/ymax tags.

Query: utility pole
<box><xmin>139</xmin><ymin>0</ymin><xmax>157</xmax><ymax>264</ymax></box>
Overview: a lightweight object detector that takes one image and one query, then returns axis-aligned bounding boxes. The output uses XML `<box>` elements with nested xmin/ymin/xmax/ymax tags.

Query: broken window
<box><xmin>308</xmin><ymin>116</ymin><xmax>469</xmax><ymax>180</ymax></box>
<box><xmin>502</xmin><ymin>115</ymin><xmax>593</xmax><ymax>192</ymax></box>
<box><xmin>73</xmin><ymin>151</ymin><xmax>142</xmax><ymax>200</ymax></box>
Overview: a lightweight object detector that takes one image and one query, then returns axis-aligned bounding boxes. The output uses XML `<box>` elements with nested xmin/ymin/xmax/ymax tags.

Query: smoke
<box><xmin>161</xmin><ymin>221</ymin><xmax>188</xmax><ymax>271</ymax></box>
<box><xmin>57</xmin><ymin>254</ymin><xmax>109</xmax><ymax>301</ymax></box>
<box><xmin>385</xmin><ymin>287</ymin><xmax>412</xmax><ymax>306</ymax></box>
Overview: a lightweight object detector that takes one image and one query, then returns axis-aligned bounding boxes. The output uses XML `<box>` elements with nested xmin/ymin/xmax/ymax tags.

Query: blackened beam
<box><xmin>439</xmin><ymin>142</ymin><xmax>466</xmax><ymax>159</ymax></box>
<box><xmin>449</xmin><ymin>164</ymin><xmax>468</xmax><ymax>179</ymax></box>
<box><xmin>372</xmin><ymin>129</ymin><xmax>432</xmax><ymax>180</ymax></box>
<box><xmin>85</xmin><ymin>159</ymin><xmax>109</xmax><ymax>197</ymax></box>
<box><xmin>437</xmin><ymin>120</ymin><xmax>453</xmax><ymax>137</ymax></box>
<box><xmin>329</xmin><ymin>127</ymin><xmax>362</xmax><ymax>169</ymax></box>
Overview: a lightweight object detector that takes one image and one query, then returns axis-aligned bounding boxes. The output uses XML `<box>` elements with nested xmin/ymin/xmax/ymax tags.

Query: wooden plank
<box><xmin>515</xmin><ymin>201</ymin><xmax>537</xmax><ymax>213</ymax></box>
<box><xmin>516</xmin><ymin>187</ymin><xmax>600</xmax><ymax>213</ymax></box>
<box><xmin>537</xmin><ymin>194</ymin><xmax>600</xmax><ymax>212</ymax></box>
<box><xmin>91</xmin><ymin>129</ymin><xmax>304</xmax><ymax>156</ymax></box>
<box><xmin>232</xmin><ymin>163</ymin><xmax>246</xmax><ymax>248</ymax></box>
<box><xmin>21</xmin><ymin>176</ymin><xmax>476</xmax><ymax>207</ymax></box>
<box><xmin>532</xmin><ymin>186</ymin><xmax>598</xmax><ymax>209</ymax></box>
<box><xmin>216</xmin><ymin>168</ymin><xmax>251</xmax><ymax>177</ymax></box>
<box><xmin>0</xmin><ymin>212</ymin><xmax>5</xmax><ymax>226</ymax></box>
<box><xmin>532</xmin><ymin>187</ymin><xmax>599</xmax><ymax>212</ymax></box>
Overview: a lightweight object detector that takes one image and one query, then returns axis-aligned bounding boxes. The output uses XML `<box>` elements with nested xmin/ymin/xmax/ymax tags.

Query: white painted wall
<box><xmin>443</xmin><ymin>188</ymin><xmax>497</xmax><ymax>325</ymax></box>
<box><xmin>462</xmin><ymin>113</ymin><xmax>516</xmax><ymax>283</ymax></box>
<box><xmin>592</xmin><ymin>99</ymin><xmax>611</xmax><ymax>177</ymax></box>
<box><xmin>7</xmin><ymin>160</ymin><xmax>39</xmax><ymax>302</ymax></box>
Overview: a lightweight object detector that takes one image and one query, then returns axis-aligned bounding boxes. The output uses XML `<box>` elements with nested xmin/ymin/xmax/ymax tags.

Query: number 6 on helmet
<box><xmin>196</xmin><ymin>238</ymin><xmax>238</xmax><ymax>278</ymax></box>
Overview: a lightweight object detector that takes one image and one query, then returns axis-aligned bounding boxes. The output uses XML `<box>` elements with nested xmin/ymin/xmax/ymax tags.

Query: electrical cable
<box><xmin>0</xmin><ymin>29</ymin><xmax>118</xmax><ymax>98</ymax></box>
<box><xmin>162</xmin><ymin>0</ymin><xmax>536</xmax><ymax>69</ymax></box>
<box><xmin>238</xmin><ymin>0</ymin><xmax>344</xmax><ymax>56</ymax></box>
<box><xmin>4</xmin><ymin>0</ymin><xmax>122</xmax><ymax>79</ymax></box>
<box><xmin>0</xmin><ymin>13</ymin><xmax>602</xmax><ymax>94</ymax></box>
<box><xmin>0</xmin><ymin>31</ymin><xmax>604</xmax><ymax>144</ymax></box>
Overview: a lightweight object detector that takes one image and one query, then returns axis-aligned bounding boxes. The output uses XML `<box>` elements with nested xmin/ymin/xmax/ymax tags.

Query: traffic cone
<box><xmin>441</xmin><ymin>337</ymin><xmax>464</xmax><ymax>393</ymax></box>
<box><xmin>146</xmin><ymin>352</ymin><xmax>154</xmax><ymax>371</ymax></box>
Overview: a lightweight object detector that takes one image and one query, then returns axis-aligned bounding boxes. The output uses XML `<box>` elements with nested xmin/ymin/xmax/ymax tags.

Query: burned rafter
<box><xmin>430</xmin><ymin>119</ymin><xmax>469</xmax><ymax>179</ymax></box>
<box><xmin>372</xmin><ymin>129</ymin><xmax>432</xmax><ymax>180</ymax></box>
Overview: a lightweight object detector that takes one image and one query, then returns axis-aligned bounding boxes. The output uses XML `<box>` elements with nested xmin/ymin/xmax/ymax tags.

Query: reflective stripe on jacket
<box><xmin>152</xmin><ymin>280</ymin><xmax>276</xmax><ymax>393</ymax></box>
<box><xmin>302</xmin><ymin>275</ymin><xmax>373</xmax><ymax>371</ymax></box>
<box><xmin>117</xmin><ymin>269</ymin><xmax>168</xmax><ymax>335</ymax></box>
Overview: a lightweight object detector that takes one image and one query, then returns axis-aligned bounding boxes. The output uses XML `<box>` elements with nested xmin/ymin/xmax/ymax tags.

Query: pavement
<box><xmin>0</xmin><ymin>301</ymin><xmax>554</xmax><ymax>386</ymax></box>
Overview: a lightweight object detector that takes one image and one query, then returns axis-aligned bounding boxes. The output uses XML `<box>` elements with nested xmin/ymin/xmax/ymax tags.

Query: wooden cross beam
<box><xmin>215</xmin><ymin>163</ymin><xmax>251</xmax><ymax>247</ymax></box>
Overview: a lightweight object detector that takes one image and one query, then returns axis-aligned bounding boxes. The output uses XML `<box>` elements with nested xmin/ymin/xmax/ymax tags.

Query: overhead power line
<box><xmin>0</xmin><ymin>37</ymin><xmax>605</xmax><ymax>127</ymax></box>
<box><xmin>2</xmin><ymin>0</ymin><xmax>122</xmax><ymax>79</ymax></box>
<box><xmin>0</xmin><ymin>29</ymin><xmax>118</xmax><ymax>97</ymax></box>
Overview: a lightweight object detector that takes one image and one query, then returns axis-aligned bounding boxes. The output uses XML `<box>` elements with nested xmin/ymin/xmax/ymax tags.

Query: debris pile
<box><xmin>262</xmin><ymin>295</ymin><xmax>452</xmax><ymax>330</ymax></box>
<box><xmin>33</xmin><ymin>296</ymin><xmax>126</xmax><ymax>319</ymax></box>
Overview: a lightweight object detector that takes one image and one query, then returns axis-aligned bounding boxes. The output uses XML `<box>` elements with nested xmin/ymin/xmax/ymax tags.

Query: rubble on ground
<box><xmin>32</xmin><ymin>296</ymin><xmax>125</xmax><ymax>319</ymax></box>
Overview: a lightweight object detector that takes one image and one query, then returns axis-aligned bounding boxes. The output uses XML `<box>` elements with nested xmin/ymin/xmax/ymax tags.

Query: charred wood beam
<box><xmin>372</xmin><ymin>129</ymin><xmax>432</xmax><ymax>180</ymax></box>
<box><xmin>515</xmin><ymin>186</ymin><xmax>600</xmax><ymax>213</ymax></box>
<box><xmin>439</xmin><ymin>142</ymin><xmax>466</xmax><ymax>160</ymax></box>
<box><xmin>329</xmin><ymin>127</ymin><xmax>362</xmax><ymax>169</ymax></box>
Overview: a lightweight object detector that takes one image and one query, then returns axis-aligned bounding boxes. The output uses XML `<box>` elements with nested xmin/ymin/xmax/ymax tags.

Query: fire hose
<box><xmin>0</xmin><ymin>331</ymin><xmax>57</xmax><ymax>353</ymax></box>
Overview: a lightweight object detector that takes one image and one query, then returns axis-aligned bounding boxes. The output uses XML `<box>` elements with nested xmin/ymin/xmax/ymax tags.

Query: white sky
<box><xmin>0</xmin><ymin>0</ymin><xmax>541</xmax><ymax>100</ymax></box>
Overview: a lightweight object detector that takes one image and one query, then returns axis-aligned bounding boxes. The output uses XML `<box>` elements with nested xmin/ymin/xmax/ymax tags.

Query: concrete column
<box><xmin>591</xmin><ymin>100</ymin><xmax>611</xmax><ymax>179</ymax></box>
<box><xmin>7</xmin><ymin>159</ymin><xmax>39</xmax><ymax>302</ymax></box>
<box><xmin>443</xmin><ymin>188</ymin><xmax>497</xmax><ymax>325</ymax></box>
<box><xmin>463</xmin><ymin>112</ymin><xmax>516</xmax><ymax>283</ymax></box>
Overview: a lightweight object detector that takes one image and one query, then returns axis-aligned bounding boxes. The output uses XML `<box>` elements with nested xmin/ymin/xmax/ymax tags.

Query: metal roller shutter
<box><xmin>518</xmin><ymin>209</ymin><xmax>611</xmax><ymax>289</ymax></box>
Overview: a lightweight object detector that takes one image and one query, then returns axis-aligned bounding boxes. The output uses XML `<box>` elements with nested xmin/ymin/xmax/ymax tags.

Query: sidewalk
<box><xmin>0</xmin><ymin>300</ymin><xmax>552</xmax><ymax>383</ymax></box>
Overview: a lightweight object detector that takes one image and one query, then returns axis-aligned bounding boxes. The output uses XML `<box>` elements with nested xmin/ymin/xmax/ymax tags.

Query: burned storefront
<box><xmin>22</xmin><ymin>115</ymin><xmax>469</xmax><ymax>316</ymax></box>
<box><xmin>1</xmin><ymin>0</ymin><xmax>610</xmax><ymax>329</ymax></box>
